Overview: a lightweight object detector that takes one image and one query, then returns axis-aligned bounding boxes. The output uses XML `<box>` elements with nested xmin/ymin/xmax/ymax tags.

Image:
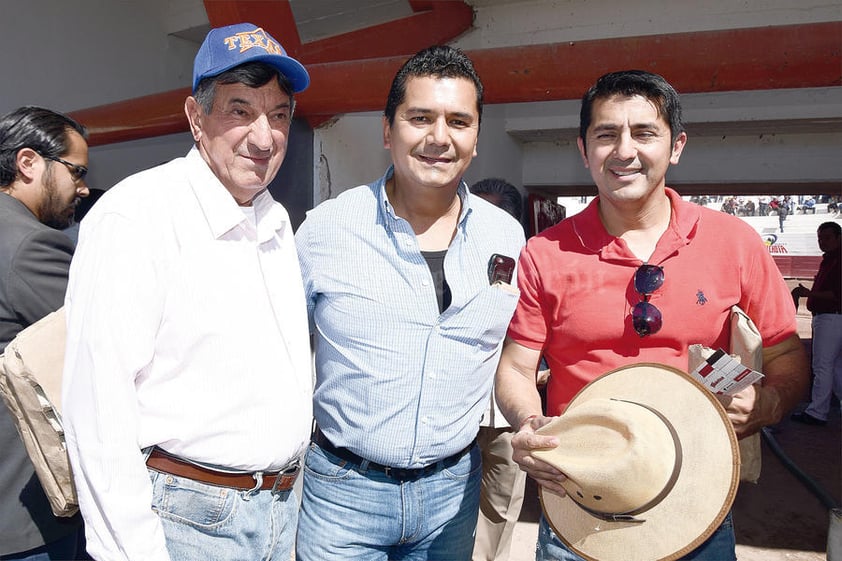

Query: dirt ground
<box><xmin>731</xmin><ymin>282</ymin><xmax>840</xmax><ymax>560</ymax></box>
<box><xmin>510</xmin><ymin>282</ymin><xmax>841</xmax><ymax>560</ymax></box>
<box><xmin>731</xmin><ymin>409</ymin><xmax>840</xmax><ymax>560</ymax></box>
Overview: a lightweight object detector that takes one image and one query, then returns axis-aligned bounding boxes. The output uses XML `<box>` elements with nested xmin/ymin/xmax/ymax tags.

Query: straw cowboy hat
<box><xmin>532</xmin><ymin>363</ymin><xmax>740</xmax><ymax>561</ymax></box>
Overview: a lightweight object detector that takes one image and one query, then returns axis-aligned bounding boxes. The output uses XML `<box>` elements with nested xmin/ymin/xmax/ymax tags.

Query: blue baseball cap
<box><xmin>192</xmin><ymin>23</ymin><xmax>310</xmax><ymax>93</ymax></box>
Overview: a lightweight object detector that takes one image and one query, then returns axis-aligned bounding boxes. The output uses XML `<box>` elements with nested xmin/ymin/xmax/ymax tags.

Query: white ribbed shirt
<box><xmin>62</xmin><ymin>148</ymin><xmax>312</xmax><ymax>561</ymax></box>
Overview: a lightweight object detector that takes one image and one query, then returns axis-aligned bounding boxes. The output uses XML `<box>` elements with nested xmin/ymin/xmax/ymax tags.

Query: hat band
<box><xmin>567</xmin><ymin>400</ymin><xmax>684</xmax><ymax>523</ymax></box>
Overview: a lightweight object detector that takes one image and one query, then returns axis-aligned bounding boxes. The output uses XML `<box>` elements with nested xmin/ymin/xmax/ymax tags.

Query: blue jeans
<box><xmin>148</xmin><ymin>468</ymin><xmax>298</xmax><ymax>561</ymax></box>
<box><xmin>0</xmin><ymin>531</ymin><xmax>79</xmax><ymax>561</ymax></box>
<box><xmin>296</xmin><ymin>441</ymin><xmax>482</xmax><ymax>560</ymax></box>
<box><xmin>535</xmin><ymin>512</ymin><xmax>736</xmax><ymax>561</ymax></box>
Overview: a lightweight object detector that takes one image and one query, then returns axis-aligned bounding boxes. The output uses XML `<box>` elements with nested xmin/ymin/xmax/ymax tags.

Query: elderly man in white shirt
<box><xmin>62</xmin><ymin>23</ymin><xmax>312</xmax><ymax>561</ymax></box>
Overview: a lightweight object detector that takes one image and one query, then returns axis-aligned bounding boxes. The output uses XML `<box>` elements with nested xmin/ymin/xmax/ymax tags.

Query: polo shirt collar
<box><xmin>570</xmin><ymin>187</ymin><xmax>700</xmax><ymax>264</ymax></box>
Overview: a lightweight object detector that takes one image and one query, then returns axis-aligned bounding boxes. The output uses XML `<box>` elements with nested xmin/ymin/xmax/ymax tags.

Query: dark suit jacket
<box><xmin>0</xmin><ymin>192</ymin><xmax>82</xmax><ymax>554</ymax></box>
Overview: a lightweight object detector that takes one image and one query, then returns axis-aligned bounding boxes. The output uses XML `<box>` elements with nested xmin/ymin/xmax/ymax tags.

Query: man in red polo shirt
<box><xmin>494</xmin><ymin>70</ymin><xmax>809</xmax><ymax>561</ymax></box>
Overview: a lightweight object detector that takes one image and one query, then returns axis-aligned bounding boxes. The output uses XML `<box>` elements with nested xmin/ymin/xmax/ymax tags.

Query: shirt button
<box><xmin>422</xmin><ymin>279</ymin><xmax>430</xmax><ymax>286</ymax></box>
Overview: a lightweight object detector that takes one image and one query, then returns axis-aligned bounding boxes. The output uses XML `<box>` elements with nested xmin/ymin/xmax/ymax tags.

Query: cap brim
<box><xmin>193</xmin><ymin>54</ymin><xmax>310</xmax><ymax>93</ymax></box>
<box><xmin>539</xmin><ymin>363</ymin><xmax>739</xmax><ymax>561</ymax></box>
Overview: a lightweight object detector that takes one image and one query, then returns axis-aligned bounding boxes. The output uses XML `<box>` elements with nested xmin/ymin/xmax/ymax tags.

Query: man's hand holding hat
<box><xmin>512</xmin><ymin>414</ymin><xmax>568</xmax><ymax>497</ymax></box>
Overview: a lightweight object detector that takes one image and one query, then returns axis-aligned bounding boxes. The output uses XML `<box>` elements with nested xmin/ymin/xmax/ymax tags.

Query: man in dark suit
<box><xmin>0</xmin><ymin>106</ymin><xmax>89</xmax><ymax>560</ymax></box>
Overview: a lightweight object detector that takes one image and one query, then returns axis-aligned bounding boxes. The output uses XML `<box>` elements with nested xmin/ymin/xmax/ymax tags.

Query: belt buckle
<box><xmin>385</xmin><ymin>466</ymin><xmax>420</xmax><ymax>482</ymax></box>
<box><xmin>383</xmin><ymin>465</ymin><xmax>411</xmax><ymax>481</ymax></box>
<box><xmin>271</xmin><ymin>460</ymin><xmax>300</xmax><ymax>493</ymax></box>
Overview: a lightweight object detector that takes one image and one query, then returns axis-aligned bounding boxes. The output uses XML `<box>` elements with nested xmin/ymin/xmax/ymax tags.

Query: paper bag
<box><xmin>687</xmin><ymin>305</ymin><xmax>762</xmax><ymax>483</ymax></box>
<box><xmin>0</xmin><ymin>308</ymin><xmax>78</xmax><ymax>516</ymax></box>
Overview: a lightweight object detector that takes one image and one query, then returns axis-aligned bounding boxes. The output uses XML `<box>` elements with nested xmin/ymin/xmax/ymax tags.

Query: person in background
<box><xmin>295</xmin><ymin>46</ymin><xmax>525</xmax><ymax>561</ymax></box>
<box><xmin>469</xmin><ymin>177</ymin><xmax>528</xmax><ymax>561</ymax></box>
<box><xmin>791</xmin><ymin>221</ymin><xmax>842</xmax><ymax>426</ymax></box>
<box><xmin>494</xmin><ymin>70</ymin><xmax>809</xmax><ymax>561</ymax></box>
<box><xmin>0</xmin><ymin>106</ymin><xmax>89</xmax><ymax>560</ymax></box>
<box><xmin>778</xmin><ymin>195</ymin><xmax>792</xmax><ymax>232</ymax></box>
<box><xmin>471</xmin><ymin>177</ymin><xmax>524</xmax><ymax>229</ymax></box>
<box><xmin>62</xmin><ymin>23</ymin><xmax>312</xmax><ymax>561</ymax></box>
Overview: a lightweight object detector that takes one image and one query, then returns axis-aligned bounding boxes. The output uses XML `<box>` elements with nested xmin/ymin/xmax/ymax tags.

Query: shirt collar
<box><xmin>375</xmin><ymin>165</ymin><xmax>473</xmax><ymax>233</ymax></box>
<box><xmin>570</xmin><ymin>187</ymin><xmax>700</xmax><ymax>264</ymax></box>
<box><xmin>186</xmin><ymin>148</ymin><xmax>288</xmax><ymax>243</ymax></box>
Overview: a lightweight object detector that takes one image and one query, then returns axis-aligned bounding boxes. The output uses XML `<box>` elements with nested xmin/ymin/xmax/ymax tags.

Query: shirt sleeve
<box><xmin>507</xmin><ymin>242</ymin><xmax>549</xmax><ymax>351</ymax></box>
<box><xmin>294</xmin><ymin>216</ymin><xmax>317</xmax><ymax>334</ymax></box>
<box><xmin>739</xmin><ymin>235</ymin><xmax>798</xmax><ymax>348</ymax></box>
<box><xmin>62</xmin><ymin>210</ymin><xmax>171</xmax><ymax>561</ymax></box>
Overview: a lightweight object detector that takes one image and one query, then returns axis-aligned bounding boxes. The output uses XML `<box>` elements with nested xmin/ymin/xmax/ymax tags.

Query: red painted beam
<box><xmin>203</xmin><ymin>0</ymin><xmax>302</xmax><ymax>55</ymax></box>
<box><xmin>70</xmin><ymin>22</ymin><xmax>841</xmax><ymax>146</ymax></box>
<box><xmin>476</xmin><ymin>22</ymin><xmax>842</xmax><ymax>104</ymax></box>
<box><xmin>298</xmin><ymin>21</ymin><xmax>842</xmax><ymax>114</ymax></box>
<box><xmin>70</xmin><ymin>88</ymin><xmax>192</xmax><ymax>145</ymax></box>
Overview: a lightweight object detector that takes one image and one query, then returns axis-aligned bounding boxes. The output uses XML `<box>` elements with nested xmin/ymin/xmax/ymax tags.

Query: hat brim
<box><xmin>194</xmin><ymin>54</ymin><xmax>310</xmax><ymax>94</ymax></box>
<box><xmin>539</xmin><ymin>363</ymin><xmax>740</xmax><ymax>561</ymax></box>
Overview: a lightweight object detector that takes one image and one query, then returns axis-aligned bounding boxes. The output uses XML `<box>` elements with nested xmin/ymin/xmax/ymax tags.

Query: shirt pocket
<box><xmin>441</xmin><ymin>282</ymin><xmax>521</xmax><ymax>353</ymax></box>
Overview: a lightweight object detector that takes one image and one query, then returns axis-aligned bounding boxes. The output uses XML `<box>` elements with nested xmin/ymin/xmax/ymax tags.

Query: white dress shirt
<box><xmin>62</xmin><ymin>148</ymin><xmax>312</xmax><ymax>561</ymax></box>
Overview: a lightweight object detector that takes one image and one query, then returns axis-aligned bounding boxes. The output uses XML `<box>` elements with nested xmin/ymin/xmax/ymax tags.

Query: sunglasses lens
<box><xmin>633</xmin><ymin>301</ymin><xmax>662</xmax><ymax>336</ymax></box>
<box><xmin>634</xmin><ymin>265</ymin><xmax>664</xmax><ymax>295</ymax></box>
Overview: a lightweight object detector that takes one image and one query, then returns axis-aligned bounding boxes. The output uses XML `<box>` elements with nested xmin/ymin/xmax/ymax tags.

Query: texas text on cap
<box><xmin>192</xmin><ymin>22</ymin><xmax>310</xmax><ymax>93</ymax></box>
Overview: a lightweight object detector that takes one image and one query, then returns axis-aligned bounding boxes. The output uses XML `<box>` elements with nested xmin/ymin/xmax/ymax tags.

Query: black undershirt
<box><xmin>421</xmin><ymin>250</ymin><xmax>451</xmax><ymax>314</ymax></box>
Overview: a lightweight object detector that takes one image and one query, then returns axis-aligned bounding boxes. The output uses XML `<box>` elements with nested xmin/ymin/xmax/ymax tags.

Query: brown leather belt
<box><xmin>146</xmin><ymin>448</ymin><xmax>299</xmax><ymax>492</ymax></box>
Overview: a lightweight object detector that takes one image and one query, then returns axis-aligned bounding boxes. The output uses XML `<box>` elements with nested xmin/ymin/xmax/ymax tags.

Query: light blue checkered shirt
<box><xmin>296</xmin><ymin>167</ymin><xmax>525</xmax><ymax>468</ymax></box>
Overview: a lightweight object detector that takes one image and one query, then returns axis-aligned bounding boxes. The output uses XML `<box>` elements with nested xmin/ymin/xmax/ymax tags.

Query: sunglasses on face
<box><xmin>631</xmin><ymin>264</ymin><xmax>664</xmax><ymax>337</ymax></box>
<box><xmin>42</xmin><ymin>154</ymin><xmax>88</xmax><ymax>183</ymax></box>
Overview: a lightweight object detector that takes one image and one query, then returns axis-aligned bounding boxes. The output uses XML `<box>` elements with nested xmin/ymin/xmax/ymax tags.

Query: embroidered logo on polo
<box><xmin>223</xmin><ymin>28</ymin><xmax>283</xmax><ymax>55</ymax></box>
<box><xmin>696</xmin><ymin>290</ymin><xmax>707</xmax><ymax>306</ymax></box>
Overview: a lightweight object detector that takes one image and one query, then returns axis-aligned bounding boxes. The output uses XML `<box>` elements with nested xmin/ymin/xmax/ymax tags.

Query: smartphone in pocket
<box><xmin>488</xmin><ymin>254</ymin><xmax>516</xmax><ymax>285</ymax></box>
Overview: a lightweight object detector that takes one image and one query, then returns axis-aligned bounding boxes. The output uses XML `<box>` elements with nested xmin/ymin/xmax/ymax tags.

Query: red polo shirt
<box><xmin>508</xmin><ymin>188</ymin><xmax>797</xmax><ymax>414</ymax></box>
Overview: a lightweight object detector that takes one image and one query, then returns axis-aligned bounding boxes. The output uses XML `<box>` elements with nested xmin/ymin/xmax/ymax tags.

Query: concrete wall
<box><xmin>506</xmin><ymin>88</ymin><xmax>842</xmax><ymax>188</ymax></box>
<box><xmin>0</xmin><ymin>1</ymin><xmax>197</xmax><ymax>113</ymax></box>
<box><xmin>519</xmin><ymin>131</ymin><xmax>842</xmax><ymax>189</ymax></box>
<box><xmin>0</xmin><ymin>0</ymin><xmax>207</xmax><ymax>192</ymax></box>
